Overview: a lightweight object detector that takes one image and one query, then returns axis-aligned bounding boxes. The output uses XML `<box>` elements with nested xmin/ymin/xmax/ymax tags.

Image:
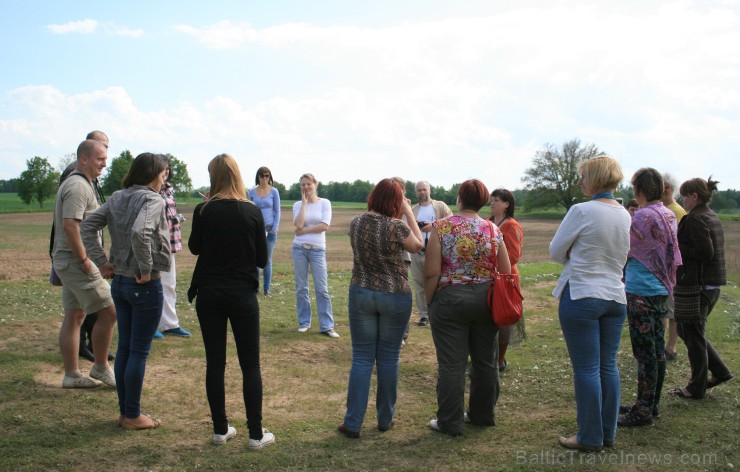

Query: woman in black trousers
<box><xmin>669</xmin><ymin>176</ymin><xmax>733</xmax><ymax>399</ymax></box>
<box><xmin>188</xmin><ymin>153</ymin><xmax>275</xmax><ymax>449</ymax></box>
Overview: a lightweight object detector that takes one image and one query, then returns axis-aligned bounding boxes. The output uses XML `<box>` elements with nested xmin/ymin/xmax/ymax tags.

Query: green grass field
<box><xmin>0</xmin><ymin>205</ymin><xmax>737</xmax><ymax>471</ymax></box>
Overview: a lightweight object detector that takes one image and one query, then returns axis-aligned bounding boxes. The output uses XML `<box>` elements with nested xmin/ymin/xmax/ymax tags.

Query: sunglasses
<box><xmin>260</xmin><ymin>173</ymin><xmax>271</xmax><ymax>178</ymax></box>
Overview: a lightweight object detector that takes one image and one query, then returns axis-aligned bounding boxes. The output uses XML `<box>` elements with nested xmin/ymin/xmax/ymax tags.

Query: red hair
<box><xmin>458</xmin><ymin>179</ymin><xmax>490</xmax><ymax>211</ymax></box>
<box><xmin>367</xmin><ymin>178</ymin><xmax>404</xmax><ymax>218</ymax></box>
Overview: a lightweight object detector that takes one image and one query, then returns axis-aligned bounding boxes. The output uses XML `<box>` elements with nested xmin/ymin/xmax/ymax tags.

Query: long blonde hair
<box><xmin>202</xmin><ymin>154</ymin><xmax>249</xmax><ymax>211</ymax></box>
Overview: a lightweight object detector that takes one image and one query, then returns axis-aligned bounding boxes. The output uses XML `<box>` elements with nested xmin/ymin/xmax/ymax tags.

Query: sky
<box><xmin>1</xmin><ymin>0</ymin><xmax>739</xmax><ymax>193</ymax></box>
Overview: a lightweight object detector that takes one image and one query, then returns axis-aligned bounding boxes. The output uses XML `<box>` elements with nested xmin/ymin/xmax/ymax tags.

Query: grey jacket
<box><xmin>81</xmin><ymin>185</ymin><xmax>170</xmax><ymax>279</ymax></box>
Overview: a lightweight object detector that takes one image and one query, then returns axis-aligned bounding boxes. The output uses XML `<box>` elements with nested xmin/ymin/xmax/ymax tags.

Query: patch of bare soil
<box><xmin>1</xmin><ymin>210</ymin><xmax>738</xmax><ymax>280</ymax></box>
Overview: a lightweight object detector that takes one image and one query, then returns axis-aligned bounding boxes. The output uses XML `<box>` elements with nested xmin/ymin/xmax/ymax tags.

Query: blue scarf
<box><xmin>592</xmin><ymin>192</ymin><xmax>615</xmax><ymax>200</ymax></box>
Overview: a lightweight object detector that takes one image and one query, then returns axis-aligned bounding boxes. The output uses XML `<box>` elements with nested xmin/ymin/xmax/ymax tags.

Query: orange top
<box><xmin>498</xmin><ymin>218</ymin><xmax>523</xmax><ymax>274</ymax></box>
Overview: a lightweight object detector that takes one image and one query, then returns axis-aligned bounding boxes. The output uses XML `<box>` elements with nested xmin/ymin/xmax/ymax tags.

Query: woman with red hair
<box><xmin>338</xmin><ymin>178</ymin><xmax>423</xmax><ymax>438</ymax></box>
<box><xmin>424</xmin><ymin>179</ymin><xmax>511</xmax><ymax>436</ymax></box>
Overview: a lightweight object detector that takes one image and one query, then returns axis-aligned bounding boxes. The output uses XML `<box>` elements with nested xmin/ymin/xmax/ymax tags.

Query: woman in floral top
<box><xmin>337</xmin><ymin>178</ymin><xmax>423</xmax><ymax>439</ymax></box>
<box><xmin>423</xmin><ymin>179</ymin><xmax>511</xmax><ymax>436</ymax></box>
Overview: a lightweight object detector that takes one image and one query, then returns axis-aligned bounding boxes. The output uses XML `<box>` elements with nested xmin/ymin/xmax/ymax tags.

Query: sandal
<box><xmin>664</xmin><ymin>349</ymin><xmax>677</xmax><ymax>361</ymax></box>
<box><xmin>707</xmin><ymin>375</ymin><xmax>733</xmax><ymax>389</ymax></box>
<box><xmin>121</xmin><ymin>414</ymin><xmax>161</xmax><ymax>430</ymax></box>
<box><xmin>668</xmin><ymin>387</ymin><xmax>699</xmax><ymax>400</ymax></box>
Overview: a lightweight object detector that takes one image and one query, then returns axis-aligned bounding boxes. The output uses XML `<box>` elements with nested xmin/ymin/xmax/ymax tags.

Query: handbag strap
<box><xmin>486</xmin><ymin>220</ymin><xmax>498</xmax><ymax>274</ymax></box>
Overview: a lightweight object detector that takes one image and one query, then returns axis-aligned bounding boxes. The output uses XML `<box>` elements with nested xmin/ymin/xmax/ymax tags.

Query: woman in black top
<box><xmin>188</xmin><ymin>153</ymin><xmax>274</xmax><ymax>449</ymax></box>
<box><xmin>669</xmin><ymin>176</ymin><xmax>733</xmax><ymax>399</ymax></box>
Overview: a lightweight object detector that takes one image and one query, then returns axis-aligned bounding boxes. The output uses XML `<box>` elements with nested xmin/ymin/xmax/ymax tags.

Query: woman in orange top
<box><xmin>489</xmin><ymin>188</ymin><xmax>525</xmax><ymax>371</ymax></box>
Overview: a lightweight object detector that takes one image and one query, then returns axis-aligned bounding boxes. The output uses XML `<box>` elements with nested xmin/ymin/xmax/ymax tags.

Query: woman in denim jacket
<box><xmin>82</xmin><ymin>152</ymin><xmax>170</xmax><ymax>430</ymax></box>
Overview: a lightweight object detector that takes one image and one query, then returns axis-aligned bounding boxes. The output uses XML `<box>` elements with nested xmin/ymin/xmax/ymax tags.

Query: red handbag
<box><xmin>485</xmin><ymin>221</ymin><xmax>523</xmax><ymax>326</ymax></box>
<box><xmin>487</xmin><ymin>272</ymin><xmax>523</xmax><ymax>327</ymax></box>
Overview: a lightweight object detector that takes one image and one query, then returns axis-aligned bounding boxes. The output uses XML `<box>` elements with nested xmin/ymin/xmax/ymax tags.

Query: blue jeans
<box><xmin>111</xmin><ymin>276</ymin><xmax>163</xmax><ymax>418</ymax></box>
<box><xmin>259</xmin><ymin>232</ymin><xmax>277</xmax><ymax>294</ymax></box>
<box><xmin>558</xmin><ymin>283</ymin><xmax>626</xmax><ymax>448</ymax></box>
<box><xmin>292</xmin><ymin>245</ymin><xmax>334</xmax><ymax>331</ymax></box>
<box><xmin>343</xmin><ymin>286</ymin><xmax>411</xmax><ymax>432</ymax></box>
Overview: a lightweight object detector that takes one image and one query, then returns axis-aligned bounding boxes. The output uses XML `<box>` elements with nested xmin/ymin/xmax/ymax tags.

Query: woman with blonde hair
<box><xmin>188</xmin><ymin>154</ymin><xmax>275</xmax><ymax>449</ymax></box>
<box><xmin>550</xmin><ymin>155</ymin><xmax>631</xmax><ymax>451</ymax></box>
<box><xmin>292</xmin><ymin>173</ymin><xmax>338</xmax><ymax>337</ymax></box>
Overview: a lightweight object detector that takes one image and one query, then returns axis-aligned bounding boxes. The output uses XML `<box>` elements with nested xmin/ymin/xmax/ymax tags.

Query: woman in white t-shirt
<box><xmin>550</xmin><ymin>155</ymin><xmax>631</xmax><ymax>452</ymax></box>
<box><xmin>292</xmin><ymin>173</ymin><xmax>338</xmax><ymax>338</ymax></box>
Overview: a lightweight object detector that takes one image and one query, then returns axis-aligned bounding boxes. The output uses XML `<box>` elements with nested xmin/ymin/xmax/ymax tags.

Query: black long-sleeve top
<box><xmin>188</xmin><ymin>199</ymin><xmax>267</xmax><ymax>301</ymax></box>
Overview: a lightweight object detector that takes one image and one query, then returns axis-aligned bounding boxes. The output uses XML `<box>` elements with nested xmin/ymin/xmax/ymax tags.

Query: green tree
<box><xmin>0</xmin><ymin>178</ymin><xmax>19</xmax><ymax>192</ymax></box>
<box><xmin>521</xmin><ymin>138</ymin><xmax>601</xmax><ymax>211</ymax></box>
<box><xmin>164</xmin><ymin>154</ymin><xmax>193</xmax><ymax>198</ymax></box>
<box><xmin>273</xmin><ymin>181</ymin><xmax>287</xmax><ymax>200</ymax></box>
<box><xmin>17</xmin><ymin>156</ymin><xmax>60</xmax><ymax>208</ymax></box>
<box><xmin>288</xmin><ymin>182</ymin><xmax>301</xmax><ymax>200</ymax></box>
<box><xmin>101</xmin><ymin>150</ymin><xmax>134</xmax><ymax>196</ymax></box>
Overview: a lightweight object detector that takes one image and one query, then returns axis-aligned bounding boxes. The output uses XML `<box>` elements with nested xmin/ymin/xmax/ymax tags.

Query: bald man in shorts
<box><xmin>52</xmin><ymin>139</ymin><xmax>117</xmax><ymax>388</ymax></box>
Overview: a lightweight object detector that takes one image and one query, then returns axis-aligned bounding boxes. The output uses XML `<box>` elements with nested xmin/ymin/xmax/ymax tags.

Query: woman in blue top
<box><xmin>249</xmin><ymin>166</ymin><xmax>281</xmax><ymax>296</ymax></box>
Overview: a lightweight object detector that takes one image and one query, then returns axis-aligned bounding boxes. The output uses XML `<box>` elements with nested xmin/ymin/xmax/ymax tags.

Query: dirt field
<box><xmin>2</xmin><ymin>207</ymin><xmax>738</xmax><ymax>281</ymax></box>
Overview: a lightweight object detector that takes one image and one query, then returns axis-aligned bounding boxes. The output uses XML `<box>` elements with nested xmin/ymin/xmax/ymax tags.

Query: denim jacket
<box><xmin>81</xmin><ymin>185</ymin><xmax>171</xmax><ymax>279</ymax></box>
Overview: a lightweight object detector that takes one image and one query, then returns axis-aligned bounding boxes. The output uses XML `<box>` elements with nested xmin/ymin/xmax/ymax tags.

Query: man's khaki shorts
<box><xmin>54</xmin><ymin>259</ymin><xmax>114</xmax><ymax>313</ymax></box>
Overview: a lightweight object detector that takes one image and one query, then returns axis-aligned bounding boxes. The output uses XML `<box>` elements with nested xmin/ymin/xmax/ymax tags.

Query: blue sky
<box><xmin>2</xmin><ymin>0</ymin><xmax>739</xmax><ymax>193</ymax></box>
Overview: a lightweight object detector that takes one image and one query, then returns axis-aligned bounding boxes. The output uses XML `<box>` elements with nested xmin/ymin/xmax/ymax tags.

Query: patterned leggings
<box><xmin>626</xmin><ymin>293</ymin><xmax>669</xmax><ymax>415</ymax></box>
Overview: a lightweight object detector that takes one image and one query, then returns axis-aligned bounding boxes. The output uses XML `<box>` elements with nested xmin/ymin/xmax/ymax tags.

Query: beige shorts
<box><xmin>663</xmin><ymin>296</ymin><xmax>675</xmax><ymax>320</ymax></box>
<box><xmin>54</xmin><ymin>259</ymin><xmax>114</xmax><ymax>313</ymax></box>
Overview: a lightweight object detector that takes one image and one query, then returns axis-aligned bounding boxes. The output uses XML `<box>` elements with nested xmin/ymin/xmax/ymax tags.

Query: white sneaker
<box><xmin>90</xmin><ymin>364</ymin><xmax>116</xmax><ymax>387</ymax></box>
<box><xmin>298</xmin><ymin>326</ymin><xmax>310</xmax><ymax>333</ymax></box>
<box><xmin>428</xmin><ymin>419</ymin><xmax>442</xmax><ymax>432</ymax></box>
<box><xmin>322</xmin><ymin>329</ymin><xmax>340</xmax><ymax>339</ymax></box>
<box><xmin>248</xmin><ymin>428</ymin><xmax>275</xmax><ymax>450</ymax></box>
<box><xmin>62</xmin><ymin>373</ymin><xmax>102</xmax><ymax>389</ymax></box>
<box><xmin>213</xmin><ymin>426</ymin><xmax>237</xmax><ymax>445</ymax></box>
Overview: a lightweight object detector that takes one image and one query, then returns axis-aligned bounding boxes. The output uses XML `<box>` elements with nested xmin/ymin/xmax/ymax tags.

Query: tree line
<box><xmin>11</xmin><ymin>139</ymin><xmax>740</xmax><ymax>212</ymax></box>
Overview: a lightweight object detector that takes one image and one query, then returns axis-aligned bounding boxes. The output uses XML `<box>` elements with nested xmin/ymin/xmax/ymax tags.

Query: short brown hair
<box><xmin>631</xmin><ymin>167</ymin><xmax>664</xmax><ymax>201</ymax></box>
<box><xmin>680</xmin><ymin>176</ymin><xmax>719</xmax><ymax>204</ymax></box>
<box><xmin>458</xmin><ymin>179</ymin><xmax>489</xmax><ymax>211</ymax></box>
<box><xmin>490</xmin><ymin>188</ymin><xmax>516</xmax><ymax>218</ymax></box>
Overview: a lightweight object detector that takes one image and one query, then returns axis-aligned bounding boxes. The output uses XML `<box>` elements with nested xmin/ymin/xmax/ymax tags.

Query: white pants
<box><xmin>409</xmin><ymin>251</ymin><xmax>428</xmax><ymax>319</ymax></box>
<box><xmin>158</xmin><ymin>253</ymin><xmax>179</xmax><ymax>331</ymax></box>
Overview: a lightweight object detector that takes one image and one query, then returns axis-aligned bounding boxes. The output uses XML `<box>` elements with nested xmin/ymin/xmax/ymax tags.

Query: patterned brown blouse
<box><xmin>349</xmin><ymin>212</ymin><xmax>412</xmax><ymax>293</ymax></box>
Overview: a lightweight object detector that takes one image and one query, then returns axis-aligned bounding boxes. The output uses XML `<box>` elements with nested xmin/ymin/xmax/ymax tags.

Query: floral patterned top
<box><xmin>350</xmin><ymin>213</ymin><xmax>412</xmax><ymax>293</ymax></box>
<box><xmin>433</xmin><ymin>215</ymin><xmax>503</xmax><ymax>287</ymax></box>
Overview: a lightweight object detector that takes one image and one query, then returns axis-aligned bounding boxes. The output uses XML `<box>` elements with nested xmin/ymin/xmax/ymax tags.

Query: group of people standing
<box><xmin>338</xmin><ymin>177</ymin><xmax>520</xmax><ymax>438</ymax></box>
<box><xmin>52</xmin><ymin>139</ymin><xmax>731</xmax><ymax>451</ymax></box>
<box><xmin>549</xmin><ymin>156</ymin><xmax>732</xmax><ymax>452</ymax></box>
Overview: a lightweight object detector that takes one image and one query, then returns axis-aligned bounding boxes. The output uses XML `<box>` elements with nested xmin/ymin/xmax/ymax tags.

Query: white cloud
<box><xmin>47</xmin><ymin>19</ymin><xmax>98</xmax><ymax>34</ymax></box>
<box><xmin>174</xmin><ymin>21</ymin><xmax>259</xmax><ymax>49</ymax></box>
<box><xmin>47</xmin><ymin>19</ymin><xmax>143</xmax><ymax>38</ymax></box>
<box><xmin>107</xmin><ymin>26</ymin><xmax>144</xmax><ymax>38</ymax></box>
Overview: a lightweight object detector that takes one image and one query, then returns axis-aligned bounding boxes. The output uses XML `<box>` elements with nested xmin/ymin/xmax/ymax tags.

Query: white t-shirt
<box><xmin>292</xmin><ymin>198</ymin><xmax>332</xmax><ymax>249</ymax></box>
<box><xmin>550</xmin><ymin>200</ymin><xmax>631</xmax><ymax>303</ymax></box>
<box><xmin>416</xmin><ymin>204</ymin><xmax>436</xmax><ymax>224</ymax></box>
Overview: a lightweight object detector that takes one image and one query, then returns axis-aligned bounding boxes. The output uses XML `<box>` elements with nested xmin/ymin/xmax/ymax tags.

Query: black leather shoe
<box><xmin>107</xmin><ymin>352</ymin><xmax>115</xmax><ymax>361</ymax></box>
<box><xmin>79</xmin><ymin>347</ymin><xmax>95</xmax><ymax>362</ymax></box>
